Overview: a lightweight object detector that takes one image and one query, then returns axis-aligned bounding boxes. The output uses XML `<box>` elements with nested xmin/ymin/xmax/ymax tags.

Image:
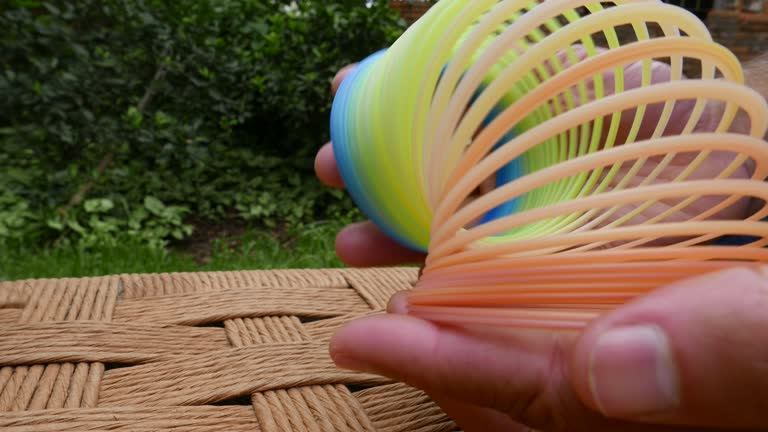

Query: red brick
<box><xmin>390</xmin><ymin>1</ymin><xmax>434</xmax><ymax>25</ymax></box>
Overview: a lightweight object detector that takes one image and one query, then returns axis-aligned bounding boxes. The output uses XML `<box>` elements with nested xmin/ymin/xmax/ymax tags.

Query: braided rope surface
<box><xmin>0</xmin><ymin>268</ymin><xmax>457</xmax><ymax>431</ymax></box>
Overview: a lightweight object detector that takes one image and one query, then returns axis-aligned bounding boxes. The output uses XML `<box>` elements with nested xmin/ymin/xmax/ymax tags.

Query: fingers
<box><xmin>329</xmin><ymin>314</ymin><xmax>549</xmax><ymax>415</ymax></box>
<box><xmin>570</xmin><ymin>267</ymin><xmax>768</xmax><ymax>429</ymax></box>
<box><xmin>316</xmin><ymin>64</ymin><xmax>358</xmax><ymax>188</ymax></box>
<box><xmin>328</xmin><ymin>313</ymin><xmax>664</xmax><ymax>431</ymax></box>
<box><xmin>314</xmin><ymin>143</ymin><xmax>345</xmax><ymax>189</ymax></box>
<box><xmin>335</xmin><ymin>221</ymin><xmax>425</xmax><ymax>267</ymax></box>
<box><xmin>332</xmin><ymin>64</ymin><xmax>357</xmax><ymax>95</ymax></box>
<box><xmin>425</xmin><ymin>392</ymin><xmax>530</xmax><ymax>432</ymax></box>
<box><xmin>321</xmin><ymin>62</ymin><xmax>426</xmax><ymax>267</ymax></box>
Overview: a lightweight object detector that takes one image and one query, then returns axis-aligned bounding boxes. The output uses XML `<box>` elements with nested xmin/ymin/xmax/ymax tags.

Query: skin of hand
<box><xmin>318</xmin><ymin>52</ymin><xmax>768</xmax><ymax>431</ymax></box>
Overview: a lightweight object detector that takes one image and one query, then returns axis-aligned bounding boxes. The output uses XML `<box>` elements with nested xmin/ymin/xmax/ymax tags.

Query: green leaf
<box><xmin>84</xmin><ymin>198</ymin><xmax>114</xmax><ymax>213</ymax></box>
<box><xmin>144</xmin><ymin>196</ymin><xmax>166</xmax><ymax>216</ymax></box>
<box><xmin>71</xmin><ymin>44</ymin><xmax>89</xmax><ymax>58</ymax></box>
<box><xmin>124</xmin><ymin>106</ymin><xmax>143</xmax><ymax>128</ymax></box>
<box><xmin>12</xmin><ymin>0</ymin><xmax>42</xmax><ymax>7</ymax></box>
<box><xmin>66</xmin><ymin>219</ymin><xmax>86</xmax><ymax>235</ymax></box>
<box><xmin>154</xmin><ymin>111</ymin><xmax>172</xmax><ymax>127</ymax></box>
<box><xmin>46</xmin><ymin>218</ymin><xmax>64</xmax><ymax>231</ymax></box>
<box><xmin>89</xmin><ymin>215</ymin><xmax>119</xmax><ymax>232</ymax></box>
<box><xmin>42</xmin><ymin>2</ymin><xmax>60</xmax><ymax>15</ymax></box>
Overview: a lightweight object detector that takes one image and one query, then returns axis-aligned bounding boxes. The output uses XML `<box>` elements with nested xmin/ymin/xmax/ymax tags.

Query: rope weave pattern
<box><xmin>0</xmin><ymin>268</ymin><xmax>457</xmax><ymax>431</ymax></box>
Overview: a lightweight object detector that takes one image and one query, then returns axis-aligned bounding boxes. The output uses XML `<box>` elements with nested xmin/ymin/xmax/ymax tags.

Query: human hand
<box><xmin>316</xmin><ymin>47</ymin><xmax>757</xmax><ymax>266</ymax></box>
<box><xmin>320</xmin><ymin>50</ymin><xmax>768</xmax><ymax>431</ymax></box>
<box><xmin>330</xmin><ymin>267</ymin><xmax>768</xmax><ymax>431</ymax></box>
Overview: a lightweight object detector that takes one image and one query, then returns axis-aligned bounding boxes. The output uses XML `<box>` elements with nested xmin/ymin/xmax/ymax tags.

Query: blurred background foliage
<box><xmin>0</xmin><ymin>0</ymin><xmax>406</xmax><ymax>255</ymax></box>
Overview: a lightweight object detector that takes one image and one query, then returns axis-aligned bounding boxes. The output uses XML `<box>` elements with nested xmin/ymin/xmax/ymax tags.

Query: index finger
<box><xmin>332</xmin><ymin>64</ymin><xmax>357</xmax><ymax>96</ymax></box>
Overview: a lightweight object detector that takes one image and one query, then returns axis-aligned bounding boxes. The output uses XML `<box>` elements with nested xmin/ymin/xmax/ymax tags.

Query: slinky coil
<box><xmin>330</xmin><ymin>0</ymin><xmax>768</xmax><ymax>330</ymax></box>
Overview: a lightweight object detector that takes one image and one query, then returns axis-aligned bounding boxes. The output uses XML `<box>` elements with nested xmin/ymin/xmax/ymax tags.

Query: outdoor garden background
<box><xmin>2</xmin><ymin>0</ymin><xmax>767</xmax><ymax>281</ymax></box>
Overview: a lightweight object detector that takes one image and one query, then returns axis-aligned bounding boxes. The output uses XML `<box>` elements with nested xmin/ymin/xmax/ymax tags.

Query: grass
<box><xmin>0</xmin><ymin>220</ymin><xmax>347</xmax><ymax>282</ymax></box>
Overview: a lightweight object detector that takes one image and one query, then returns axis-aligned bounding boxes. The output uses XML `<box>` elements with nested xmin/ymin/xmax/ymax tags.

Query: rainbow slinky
<box><xmin>331</xmin><ymin>0</ymin><xmax>768</xmax><ymax>329</ymax></box>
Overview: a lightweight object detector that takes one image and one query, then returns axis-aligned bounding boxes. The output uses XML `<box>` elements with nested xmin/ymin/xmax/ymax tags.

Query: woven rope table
<box><xmin>0</xmin><ymin>267</ymin><xmax>458</xmax><ymax>431</ymax></box>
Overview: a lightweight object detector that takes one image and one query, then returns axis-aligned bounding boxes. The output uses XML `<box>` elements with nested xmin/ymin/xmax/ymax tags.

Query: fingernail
<box><xmin>589</xmin><ymin>325</ymin><xmax>680</xmax><ymax>417</ymax></box>
<box><xmin>332</xmin><ymin>353</ymin><xmax>388</xmax><ymax>378</ymax></box>
<box><xmin>386</xmin><ymin>291</ymin><xmax>410</xmax><ymax>315</ymax></box>
<box><xmin>332</xmin><ymin>353</ymin><xmax>371</xmax><ymax>373</ymax></box>
<box><xmin>329</xmin><ymin>341</ymin><xmax>383</xmax><ymax>376</ymax></box>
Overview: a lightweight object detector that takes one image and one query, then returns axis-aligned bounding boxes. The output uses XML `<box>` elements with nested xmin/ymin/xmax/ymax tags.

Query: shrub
<box><xmin>0</xmin><ymin>0</ymin><xmax>405</xmax><ymax>247</ymax></box>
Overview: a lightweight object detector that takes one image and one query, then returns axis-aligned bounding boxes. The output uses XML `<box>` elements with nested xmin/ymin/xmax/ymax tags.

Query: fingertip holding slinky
<box><xmin>330</xmin><ymin>0</ymin><xmax>768</xmax><ymax>330</ymax></box>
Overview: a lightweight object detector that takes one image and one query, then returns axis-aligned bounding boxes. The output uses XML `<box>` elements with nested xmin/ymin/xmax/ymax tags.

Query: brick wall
<box><xmin>388</xmin><ymin>2</ymin><xmax>767</xmax><ymax>68</ymax></box>
<box><xmin>390</xmin><ymin>1</ymin><xmax>434</xmax><ymax>26</ymax></box>
<box><xmin>707</xmin><ymin>11</ymin><xmax>768</xmax><ymax>61</ymax></box>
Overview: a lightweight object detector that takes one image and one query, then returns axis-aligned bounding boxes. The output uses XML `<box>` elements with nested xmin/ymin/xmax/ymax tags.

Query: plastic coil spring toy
<box><xmin>330</xmin><ymin>0</ymin><xmax>768</xmax><ymax>330</ymax></box>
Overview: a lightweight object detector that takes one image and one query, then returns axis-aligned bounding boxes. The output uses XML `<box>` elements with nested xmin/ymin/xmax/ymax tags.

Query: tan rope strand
<box><xmin>63</xmin><ymin>363</ymin><xmax>89</xmax><ymax>409</ymax></box>
<box><xmin>72</xmin><ymin>277</ymin><xmax>119</xmax><ymax>410</ymax></box>
<box><xmin>295</xmin><ymin>386</ymin><xmax>339</xmax><ymax>432</ymax></box>
<box><xmin>0</xmin><ymin>309</ymin><xmax>21</xmax><ymax>325</ymax></box>
<box><xmin>356</xmin><ymin>383</ymin><xmax>457</xmax><ymax>432</ymax></box>
<box><xmin>263</xmin><ymin>391</ymin><xmax>302</xmax><ymax>431</ymax></box>
<box><xmin>1</xmin><ymin>268</ymin><xmax>456</xmax><ymax>428</ymax></box>
<box><xmin>44</xmin><ymin>363</ymin><xmax>74</xmax><ymax>410</ymax></box>
<box><xmin>0</xmin><ymin>281</ymin><xmax>30</xmax><ymax>308</ymax></box>
<box><xmin>0</xmin><ymin>368</ymin><xmax>13</xmax><ymax>397</ymax></box>
<box><xmin>0</xmin><ymin>322</ymin><xmax>229</xmax><ymax>366</ymax></box>
<box><xmin>9</xmin><ymin>367</ymin><xmax>43</xmax><ymax>411</ymax></box>
<box><xmin>113</xmin><ymin>288</ymin><xmax>370</xmax><ymax>325</ymax></box>
<box><xmin>80</xmin><ymin>363</ymin><xmax>103</xmax><ymax>409</ymax></box>
<box><xmin>323</xmin><ymin>385</ymin><xmax>377</xmax><ymax>431</ymax></box>
<box><xmin>343</xmin><ymin>268</ymin><xmax>419</xmax><ymax>310</ymax></box>
<box><xmin>304</xmin><ymin>311</ymin><xmax>383</xmax><ymax>345</ymax></box>
<box><xmin>223</xmin><ymin>319</ymin><xmax>248</xmax><ymax>347</ymax></box>
<box><xmin>18</xmin><ymin>282</ymin><xmax>56</xmax><ymax>322</ymax></box>
<box><xmin>120</xmin><ymin>269</ymin><xmax>349</xmax><ymax>299</ymax></box>
<box><xmin>0</xmin><ymin>368</ymin><xmax>28</xmax><ymax>411</ymax></box>
<box><xmin>222</xmin><ymin>304</ymin><xmax>374</xmax><ymax>431</ymax></box>
<box><xmin>0</xmin><ymin>277</ymin><xmax>119</xmax><ymax>411</ymax></box>
<box><xmin>1</xmin><ymin>279</ymin><xmax>67</xmax><ymax>411</ymax></box>
<box><xmin>274</xmin><ymin>389</ymin><xmax>315</xmax><ymax>431</ymax></box>
<box><xmin>0</xmin><ymin>406</ymin><xmax>260</xmax><ymax>431</ymax></box>
<box><xmin>38</xmin><ymin>280</ymin><xmax>93</xmax><ymax>411</ymax></box>
<box><xmin>98</xmin><ymin>343</ymin><xmax>387</xmax><ymax>407</ymax></box>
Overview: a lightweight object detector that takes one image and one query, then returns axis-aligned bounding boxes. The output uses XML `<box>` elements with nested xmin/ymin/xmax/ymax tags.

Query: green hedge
<box><xmin>1</xmin><ymin>0</ymin><xmax>405</xmax><ymax>247</ymax></box>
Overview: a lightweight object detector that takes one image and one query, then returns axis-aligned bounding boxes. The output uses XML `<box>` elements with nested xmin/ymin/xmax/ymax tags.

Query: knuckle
<box><xmin>513</xmin><ymin>334</ymin><xmax>570</xmax><ymax>432</ymax></box>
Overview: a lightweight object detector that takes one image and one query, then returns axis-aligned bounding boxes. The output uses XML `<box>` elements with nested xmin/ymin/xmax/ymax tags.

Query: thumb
<box><xmin>570</xmin><ymin>267</ymin><xmax>768</xmax><ymax>430</ymax></box>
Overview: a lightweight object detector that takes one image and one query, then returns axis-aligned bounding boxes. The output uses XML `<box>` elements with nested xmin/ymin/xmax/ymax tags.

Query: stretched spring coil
<box><xmin>330</xmin><ymin>0</ymin><xmax>768</xmax><ymax>330</ymax></box>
